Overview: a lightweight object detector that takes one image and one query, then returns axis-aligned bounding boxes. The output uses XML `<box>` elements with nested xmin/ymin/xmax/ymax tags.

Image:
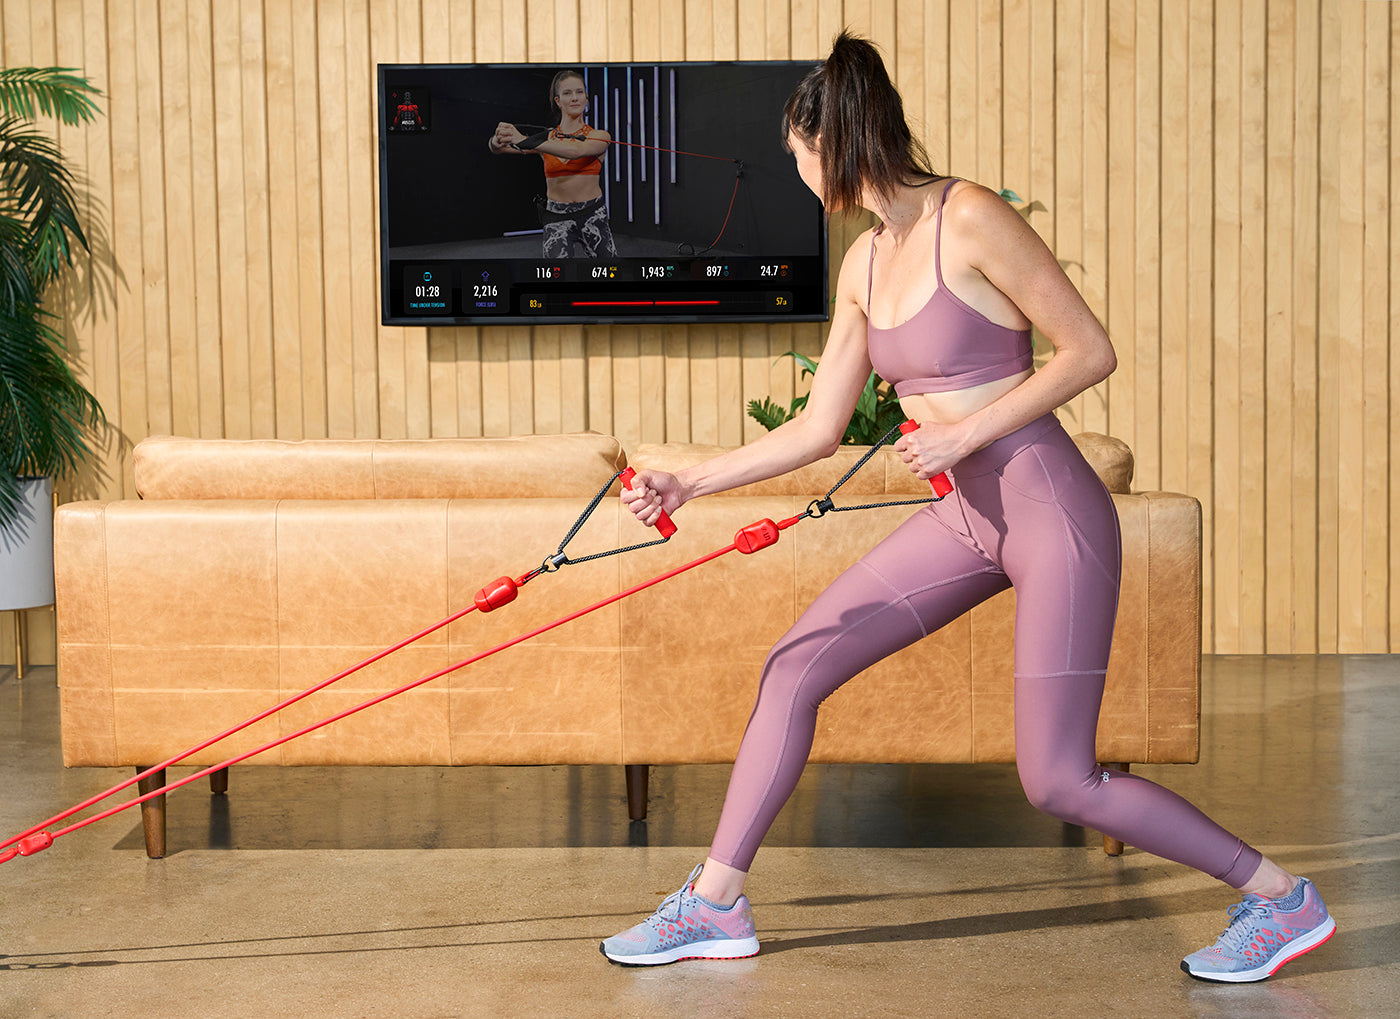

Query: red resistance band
<box><xmin>2</xmin><ymin>428</ymin><xmax>943</xmax><ymax>866</ymax></box>
<box><xmin>0</xmin><ymin>474</ymin><xmax>795</xmax><ymax>865</ymax></box>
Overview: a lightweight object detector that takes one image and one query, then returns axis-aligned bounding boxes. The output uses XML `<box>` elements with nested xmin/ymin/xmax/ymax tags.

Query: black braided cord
<box><xmin>804</xmin><ymin>420</ymin><xmax>941</xmax><ymax>518</ymax></box>
<box><xmin>535</xmin><ymin>421</ymin><xmax>939</xmax><ymax>576</ymax></box>
<box><xmin>527</xmin><ymin>470</ymin><xmax>670</xmax><ymax>578</ymax></box>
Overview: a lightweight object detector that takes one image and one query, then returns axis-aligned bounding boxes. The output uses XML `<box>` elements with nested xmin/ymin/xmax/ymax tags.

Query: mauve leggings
<box><xmin>709</xmin><ymin>414</ymin><xmax>1262</xmax><ymax>888</ymax></box>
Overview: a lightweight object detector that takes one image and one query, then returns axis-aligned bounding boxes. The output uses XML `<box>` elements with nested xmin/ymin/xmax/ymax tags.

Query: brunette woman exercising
<box><xmin>490</xmin><ymin>69</ymin><xmax>617</xmax><ymax>258</ymax></box>
<box><xmin>601</xmin><ymin>33</ymin><xmax>1333</xmax><ymax>983</ymax></box>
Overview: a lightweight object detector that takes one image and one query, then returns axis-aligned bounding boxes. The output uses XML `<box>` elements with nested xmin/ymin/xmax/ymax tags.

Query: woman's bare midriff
<box><xmin>546</xmin><ymin>175</ymin><xmax>603</xmax><ymax>204</ymax></box>
<box><xmin>898</xmin><ymin>368</ymin><xmax>1034</xmax><ymax>440</ymax></box>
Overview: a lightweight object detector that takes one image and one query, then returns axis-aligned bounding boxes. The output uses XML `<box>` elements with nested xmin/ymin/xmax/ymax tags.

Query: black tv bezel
<box><xmin>376</xmin><ymin>60</ymin><xmax>830</xmax><ymax>328</ymax></box>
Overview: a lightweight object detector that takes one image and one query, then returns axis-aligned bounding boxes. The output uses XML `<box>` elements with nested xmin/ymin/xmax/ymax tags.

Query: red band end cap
<box><xmin>17</xmin><ymin>832</ymin><xmax>54</xmax><ymax>857</ymax></box>
<box><xmin>736</xmin><ymin>519</ymin><xmax>780</xmax><ymax>554</ymax></box>
<box><xmin>474</xmin><ymin>577</ymin><xmax>519</xmax><ymax>612</ymax></box>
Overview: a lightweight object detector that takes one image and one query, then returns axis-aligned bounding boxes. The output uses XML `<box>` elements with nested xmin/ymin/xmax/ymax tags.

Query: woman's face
<box><xmin>786</xmin><ymin>130</ymin><xmax>823</xmax><ymax>203</ymax></box>
<box><xmin>554</xmin><ymin>76</ymin><xmax>588</xmax><ymax>117</ymax></box>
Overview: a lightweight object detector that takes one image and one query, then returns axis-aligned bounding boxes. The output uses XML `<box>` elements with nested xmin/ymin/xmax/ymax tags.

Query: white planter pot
<box><xmin>0</xmin><ymin>477</ymin><xmax>56</xmax><ymax>610</ymax></box>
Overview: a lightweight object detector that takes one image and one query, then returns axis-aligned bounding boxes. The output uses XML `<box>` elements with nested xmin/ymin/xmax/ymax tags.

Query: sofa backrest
<box><xmin>132</xmin><ymin>433</ymin><xmax>628</xmax><ymax>500</ymax></box>
<box><xmin>631</xmin><ymin>431</ymin><xmax>1134</xmax><ymax>496</ymax></box>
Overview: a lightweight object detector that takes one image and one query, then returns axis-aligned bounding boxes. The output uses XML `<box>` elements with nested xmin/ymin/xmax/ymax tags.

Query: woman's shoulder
<box><xmin>842</xmin><ymin>224</ymin><xmax>880</xmax><ymax>266</ymax></box>
<box><xmin>938</xmin><ymin>178</ymin><xmax>1042</xmax><ymax>270</ymax></box>
<box><xmin>940</xmin><ymin>178</ymin><xmax>1016</xmax><ymax>222</ymax></box>
<box><xmin>833</xmin><ymin>225</ymin><xmax>879</xmax><ymax>301</ymax></box>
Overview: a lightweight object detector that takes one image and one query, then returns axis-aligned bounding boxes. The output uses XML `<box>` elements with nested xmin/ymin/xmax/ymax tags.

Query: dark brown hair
<box><xmin>782</xmin><ymin>31</ymin><xmax>939</xmax><ymax>213</ymax></box>
<box><xmin>549</xmin><ymin>69</ymin><xmax>586</xmax><ymax>123</ymax></box>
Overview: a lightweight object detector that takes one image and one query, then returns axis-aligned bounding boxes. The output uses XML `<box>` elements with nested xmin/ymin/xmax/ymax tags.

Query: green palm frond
<box><xmin>0</xmin><ymin>67</ymin><xmax>105</xmax><ymax>529</ymax></box>
<box><xmin>0</xmin><ymin>302</ymin><xmax>105</xmax><ymax>521</ymax></box>
<box><xmin>746</xmin><ymin>396</ymin><xmax>800</xmax><ymax>432</ymax></box>
<box><xmin>0</xmin><ymin>116</ymin><xmax>88</xmax><ymax>295</ymax></box>
<box><xmin>0</xmin><ymin>67</ymin><xmax>102</xmax><ymax>126</ymax></box>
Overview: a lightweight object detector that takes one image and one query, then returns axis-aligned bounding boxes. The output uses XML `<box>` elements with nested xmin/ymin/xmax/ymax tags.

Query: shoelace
<box><xmin>1214</xmin><ymin>896</ymin><xmax>1271</xmax><ymax>952</ymax></box>
<box><xmin>648</xmin><ymin>865</ymin><xmax>705</xmax><ymax>927</ymax></box>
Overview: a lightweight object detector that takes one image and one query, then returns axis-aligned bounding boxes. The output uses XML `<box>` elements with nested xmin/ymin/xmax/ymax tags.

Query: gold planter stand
<box><xmin>10</xmin><ymin>610</ymin><xmax>27</xmax><ymax>681</ymax></box>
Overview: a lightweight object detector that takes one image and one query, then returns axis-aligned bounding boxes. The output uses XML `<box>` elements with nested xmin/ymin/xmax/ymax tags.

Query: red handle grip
<box><xmin>620</xmin><ymin>468</ymin><xmax>678</xmax><ymax>538</ymax></box>
<box><xmin>898</xmin><ymin>421</ymin><xmax>953</xmax><ymax>498</ymax></box>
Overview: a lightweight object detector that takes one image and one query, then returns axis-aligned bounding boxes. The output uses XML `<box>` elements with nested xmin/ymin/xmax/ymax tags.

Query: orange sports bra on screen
<box><xmin>540</xmin><ymin>124</ymin><xmax>604</xmax><ymax>179</ymax></box>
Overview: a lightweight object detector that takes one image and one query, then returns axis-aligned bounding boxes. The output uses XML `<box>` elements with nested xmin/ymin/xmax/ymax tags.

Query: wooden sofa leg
<box><xmin>625</xmin><ymin>764</ymin><xmax>649</xmax><ymax>821</ymax></box>
<box><xmin>136</xmin><ymin>767</ymin><xmax>167</xmax><ymax>859</ymax></box>
<box><xmin>1100</xmin><ymin>762</ymin><xmax>1129</xmax><ymax>856</ymax></box>
<box><xmin>210</xmin><ymin>767</ymin><xmax>229</xmax><ymax>795</ymax></box>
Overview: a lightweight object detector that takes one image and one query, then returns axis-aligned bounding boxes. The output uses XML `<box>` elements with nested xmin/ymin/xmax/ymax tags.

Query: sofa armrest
<box><xmin>1109</xmin><ymin>490</ymin><xmax>1202</xmax><ymax>763</ymax></box>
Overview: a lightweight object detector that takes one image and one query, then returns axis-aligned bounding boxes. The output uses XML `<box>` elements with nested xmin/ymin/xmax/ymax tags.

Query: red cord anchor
<box><xmin>0</xmin><ymin>831</ymin><xmax>53</xmax><ymax>863</ymax></box>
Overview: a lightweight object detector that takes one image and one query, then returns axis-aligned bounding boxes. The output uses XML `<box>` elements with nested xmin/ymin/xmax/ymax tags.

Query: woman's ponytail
<box><xmin>783</xmin><ymin>30</ymin><xmax>938</xmax><ymax>213</ymax></box>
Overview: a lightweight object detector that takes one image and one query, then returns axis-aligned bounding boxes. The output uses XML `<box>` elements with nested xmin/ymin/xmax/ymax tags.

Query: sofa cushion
<box><xmin>1071</xmin><ymin>433</ymin><xmax>1134</xmax><ymax>493</ymax></box>
<box><xmin>133</xmin><ymin>433</ymin><xmax>628</xmax><ymax>500</ymax></box>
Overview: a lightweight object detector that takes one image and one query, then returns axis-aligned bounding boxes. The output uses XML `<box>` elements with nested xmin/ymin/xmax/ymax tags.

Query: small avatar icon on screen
<box><xmin>388</xmin><ymin>87</ymin><xmax>430</xmax><ymax>133</ymax></box>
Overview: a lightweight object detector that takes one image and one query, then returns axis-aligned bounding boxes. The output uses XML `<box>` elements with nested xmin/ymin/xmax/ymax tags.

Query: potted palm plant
<box><xmin>1</xmin><ymin>67</ymin><xmax>105</xmax><ymax>616</ymax></box>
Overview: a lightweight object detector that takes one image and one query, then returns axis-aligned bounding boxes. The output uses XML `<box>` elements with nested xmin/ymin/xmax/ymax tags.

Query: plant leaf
<box><xmin>0</xmin><ymin>68</ymin><xmax>103</xmax><ymax>126</ymax></box>
<box><xmin>773</xmin><ymin>350</ymin><xmax>820</xmax><ymax>379</ymax></box>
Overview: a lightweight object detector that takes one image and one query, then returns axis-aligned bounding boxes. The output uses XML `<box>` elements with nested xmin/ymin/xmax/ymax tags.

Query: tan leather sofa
<box><xmin>55</xmin><ymin>430</ymin><xmax>1200</xmax><ymax>858</ymax></box>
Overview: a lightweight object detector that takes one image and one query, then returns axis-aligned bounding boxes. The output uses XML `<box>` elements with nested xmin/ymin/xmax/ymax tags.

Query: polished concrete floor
<box><xmin>1</xmin><ymin>655</ymin><xmax>1396</xmax><ymax>1018</ymax></box>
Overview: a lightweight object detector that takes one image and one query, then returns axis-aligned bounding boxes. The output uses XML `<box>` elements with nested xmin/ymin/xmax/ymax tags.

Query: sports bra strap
<box><xmin>868</xmin><ymin>180</ymin><xmax>959</xmax><ymax>310</ymax></box>
<box><xmin>933</xmin><ymin>178</ymin><xmax>958</xmax><ymax>288</ymax></box>
<box><xmin>866</xmin><ymin>222</ymin><xmax>882</xmax><ymax>311</ymax></box>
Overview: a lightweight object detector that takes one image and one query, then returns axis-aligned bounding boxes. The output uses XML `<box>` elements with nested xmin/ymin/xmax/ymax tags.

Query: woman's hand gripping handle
<box><xmin>899</xmin><ymin>421</ymin><xmax>954</xmax><ymax>498</ymax></box>
<box><xmin>620</xmin><ymin>468</ymin><xmax>678</xmax><ymax>538</ymax></box>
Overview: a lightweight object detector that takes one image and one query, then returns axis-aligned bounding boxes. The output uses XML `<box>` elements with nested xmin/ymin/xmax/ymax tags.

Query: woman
<box><xmin>489</xmin><ymin>69</ymin><xmax>617</xmax><ymax>258</ymax></box>
<box><xmin>601</xmin><ymin>32</ymin><xmax>1333</xmax><ymax>983</ymax></box>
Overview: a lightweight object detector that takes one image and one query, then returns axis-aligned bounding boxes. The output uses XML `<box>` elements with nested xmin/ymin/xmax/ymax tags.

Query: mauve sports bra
<box><xmin>866</xmin><ymin>179</ymin><xmax>1033</xmax><ymax>398</ymax></box>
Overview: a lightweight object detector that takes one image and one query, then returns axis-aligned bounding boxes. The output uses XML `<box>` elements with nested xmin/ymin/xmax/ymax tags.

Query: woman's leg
<box><xmin>541</xmin><ymin>200</ymin><xmax>585</xmax><ymax>257</ymax></box>
<box><xmin>695</xmin><ymin>506</ymin><xmax>1010</xmax><ymax>903</ymax></box>
<box><xmin>581</xmin><ymin>202</ymin><xmax>616</xmax><ymax>257</ymax></box>
<box><xmin>1013</xmin><ymin>674</ymin><xmax>1264</xmax><ymax>886</ymax></box>
<box><xmin>541</xmin><ymin>218</ymin><xmax>573</xmax><ymax>257</ymax></box>
<box><xmin>993</xmin><ymin>424</ymin><xmax>1267</xmax><ymax>887</ymax></box>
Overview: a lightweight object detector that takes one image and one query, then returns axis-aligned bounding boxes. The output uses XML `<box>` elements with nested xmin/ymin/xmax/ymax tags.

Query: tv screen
<box><xmin>377</xmin><ymin>61</ymin><xmax>828</xmax><ymax>326</ymax></box>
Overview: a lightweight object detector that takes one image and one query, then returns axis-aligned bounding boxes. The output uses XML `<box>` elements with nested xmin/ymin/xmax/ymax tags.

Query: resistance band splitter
<box><xmin>1</xmin><ymin>427</ymin><xmax>942</xmax><ymax>865</ymax></box>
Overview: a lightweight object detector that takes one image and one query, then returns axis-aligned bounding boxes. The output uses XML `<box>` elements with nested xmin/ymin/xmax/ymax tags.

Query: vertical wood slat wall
<box><xmin>1</xmin><ymin>0</ymin><xmax>1394</xmax><ymax>661</ymax></box>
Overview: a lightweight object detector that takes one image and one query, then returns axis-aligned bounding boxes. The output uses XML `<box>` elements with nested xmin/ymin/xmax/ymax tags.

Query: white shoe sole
<box><xmin>601</xmin><ymin>935</ymin><xmax>760</xmax><ymax>967</ymax></box>
<box><xmin>1182</xmin><ymin>915</ymin><xmax>1337</xmax><ymax>983</ymax></box>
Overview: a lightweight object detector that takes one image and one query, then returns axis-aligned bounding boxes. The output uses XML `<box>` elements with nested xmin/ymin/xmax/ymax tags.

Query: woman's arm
<box><xmin>532</xmin><ymin>129</ymin><xmax>611</xmax><ymax>160</ymax></box>
<box><xmin>624</xmin><ymin>234</ymin><xmax>877</xmax><ymax>526</ymax></box>
<box><xmin>898</xmin><ymin>185</ymin><xmax>1117</xmax><ymax>478</ymax></box>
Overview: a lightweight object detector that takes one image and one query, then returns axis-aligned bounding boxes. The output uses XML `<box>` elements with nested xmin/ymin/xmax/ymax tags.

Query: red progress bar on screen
<box><xmin>569</xmin><ymin>300</ymin><xmax>722</xmax><ymax>307</ymax></box>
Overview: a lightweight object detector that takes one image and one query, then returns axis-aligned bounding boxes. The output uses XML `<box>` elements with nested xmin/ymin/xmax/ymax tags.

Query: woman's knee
<box><xmin>755</xmin><ymin>636</ymin><xmax>816</xmax><ymax>703</ymax></box>
<box><xmin>1016</xmin><ymin>760</ymin><xmax>1102</xmax><ymax>825</ymax></box>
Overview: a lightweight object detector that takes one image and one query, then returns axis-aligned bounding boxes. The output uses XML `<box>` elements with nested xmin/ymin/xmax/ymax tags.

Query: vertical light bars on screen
<box><xmin>653</xmin><ymin>67</ymin><xmax>661</xmax><ymax>224</ymax></box>
<box><xmin>590</xmin><ymin>65</ymin><xmax>675</xmax><ymax>231</ymax></box>
<box><xmin>626</xmin><ymin>67</ymin><xmax>634</xmax><ymax>223</ymax></box>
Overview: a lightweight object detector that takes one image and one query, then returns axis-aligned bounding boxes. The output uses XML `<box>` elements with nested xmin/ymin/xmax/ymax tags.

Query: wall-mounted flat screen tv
<box><xmin>377</xmin><ymin>61</ymin><xmax>828</xmax><ymax>326</ymax></box>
